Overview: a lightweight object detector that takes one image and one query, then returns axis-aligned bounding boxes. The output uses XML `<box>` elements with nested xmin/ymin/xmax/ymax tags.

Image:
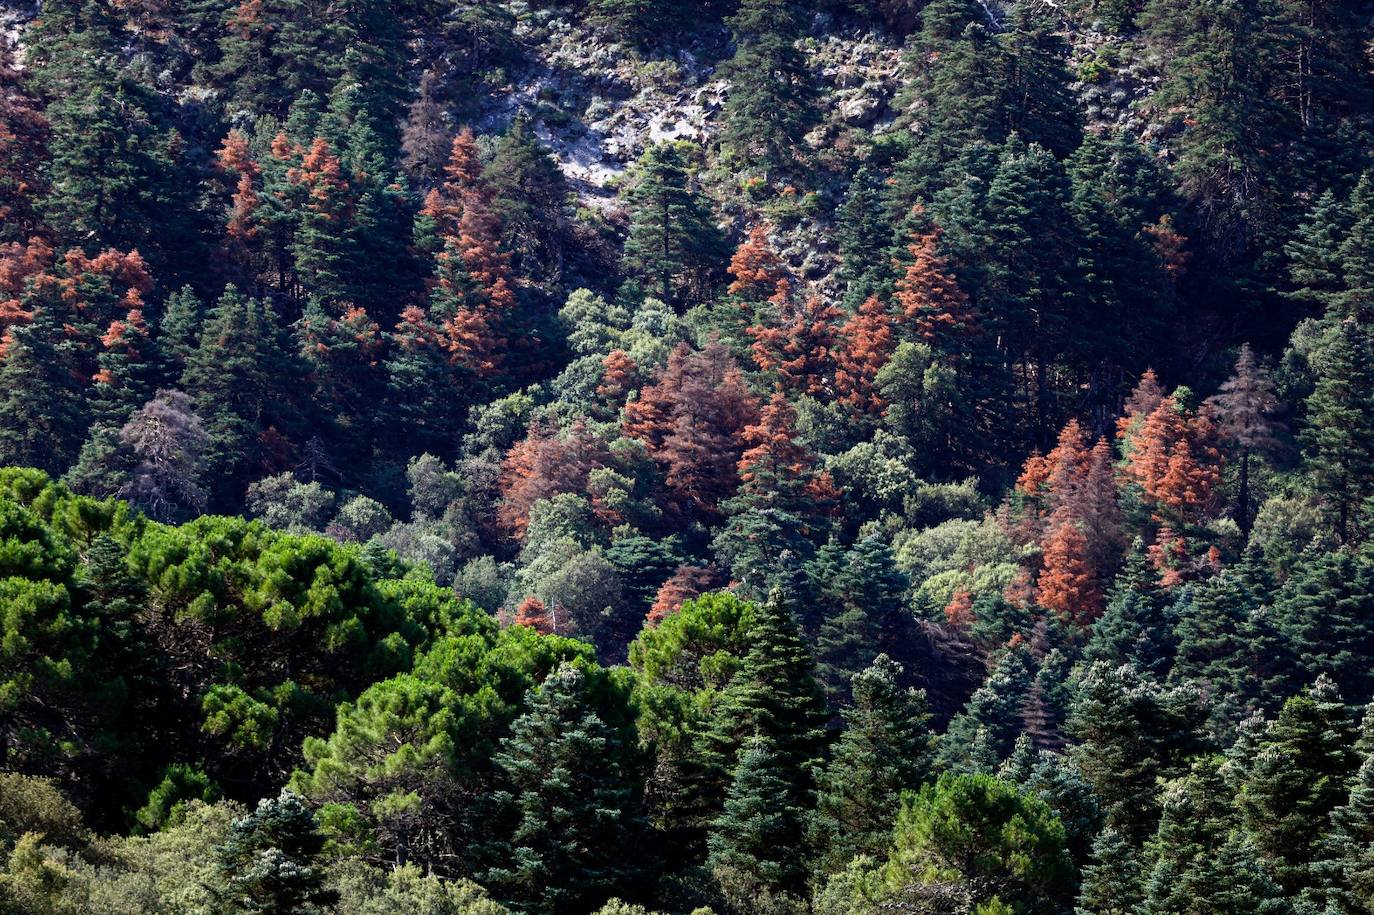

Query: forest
<box><xmin>2</xmin><ymin>0</ymin><xmax>1374</xmax><ymax>912</ymax></box>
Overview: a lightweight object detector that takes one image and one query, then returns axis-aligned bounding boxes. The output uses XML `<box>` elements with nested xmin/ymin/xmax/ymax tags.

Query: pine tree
<box><xmin>689</xmin><ymin>590</ymin><xmax>827</xmax><ymax>839</ymax></box>
<box><xmin>1139</xmin><ymin>0</ymin><xmax>1289</xmax><ymax>249</ymax></box>
<box><xmin>938</xmin><ymin>645</ymin><xmax>1034</xmax><ymax>772</ymax></box>
<box><xmin>1337</xmin><ymin>172</ymin><xmax>1374</xmax><ymax>324</ymax></box>
<box><xmin>1287</xmin><ymin>186</ymin><xmax>1352</xmax><ymax>316</ymax></box>
<box><xmin>0</xmin><ymin>309</ymin><xmax>86</xmax><ymax>473</ymax></box>
<box><xmin>623</xmin><ymin>342</ymin><xmax>758</xmax><ymax>519</ymax></box>
<box><xmin>1075</xmin><ymin>827</ymin><xmax>1144</xmax><ymax>915</ymax></box>
<box><xmin>1067</xmin><ymin>662</ymin><xmax>1202</xmax><ymax>843</ymax></box>
<box><xmin>1314</xmin><ymin>751</ymin><xmax>1374</xmax><ymax>913</ymax></box>
<box><xmin>810</xmin><ymin>655</ymin><xmax>934</xmax><ymax>876</ymax></box>
<box><xmin>489</xmin><ymin>663</ymin><xmax>647</xmax><ymax>914</ymax></box>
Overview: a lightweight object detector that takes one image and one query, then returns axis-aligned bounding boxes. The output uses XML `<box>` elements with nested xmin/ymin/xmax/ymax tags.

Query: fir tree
<box><xmin>938</xmin><ymin>645</ymin><xmax>1033</xmax><ymax>773</ymax></box>
<box><xmin>1067</xmin><ymin>662</ymin><xmax>1202</xmax><ymax>843</ymax></box>
<box><xmin>1207</xmin><ymin>343</ymin><xmax>1285</xmax><ymax>538</ymax></box>
<box><xmin>1075</xmin><ymin>827</ymin><xmax>1144</xmax><ymax>915</ymax></box>
<box><xmin>212</xmin><ymin>789</ymin><xmax>338</xmax><ymax>915</ymax></box>
<box><xmin>1314</xmin><ymin>752</ymin><xmax>1374</xmax><ymax>913</ymax></box>
<box><xmin>1238</xmin><ymin>677</ymin><xmax>1360</xmax><ymax>893</ymax></box>
<box><xmin>810</xmin><ymin>655</ymin><xmax>934</xmax><ymax>876</ymax></box>
<box><xmin>719</xmin><ymin>0</ymin><xmax>815</xmax><ymax>180</ymax></box>
<box><xmin>689</xmin><ymin>590</ymin><xmax>828</xmax><ymax>840</ymax></box>
<box><xmin>707</xmin><ymin>734</ymin><xmax>809</xmax><ymax>912</ymax></box>
<box><xmin>1302</xmin><ymin>317</ymin><xmax>1374</xmax><ymax>542</ymax></box>
<box><xmin>620</xmin><ymin>142</ymin><xmax>727</xmax><ymax>309</ymax></box>
<box><xmin>0</xmin><ymin>309</ymin><xmax>86</xmax><ymax>473</ymax></box>
<box><xmin>489</xmin><ymin>663</ymin><xmax>647</xmax><ymax>914</ymax></box>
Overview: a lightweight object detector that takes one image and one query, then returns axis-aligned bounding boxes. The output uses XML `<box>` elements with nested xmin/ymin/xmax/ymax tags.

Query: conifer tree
<box><xmin>0</xmin><ymin>310</ymin><xmax>86</xmax><ymax>473</ymax></box>
<box><xmin>489</xmin><ymin>663</ymin><xmax>646</xmax><ymax>914</ymax></box>
<box><xmin>726</xmin><ymin>224</ymin><xmax>790</xmax><ymax>304</ymax></box>
<box><xmin>891</xmin><ymin>209</ymin><xmax>978</xmax><ymax>356</ymax></box>
<box><xmin>1207</xmin><ymin>344</ymin><xmax>1285</xmax><ymax>538</ymax></box>
<box><xmin>1038</xmin><ymin>519</ymin><xmax>1103</xmax><ymax>626</ymax></box>
<box><xmin>1302</xmin><ymin>317</ymin><xmax>1374</xmax><ymax>542</ymax></box>
<box><xmin>689</xmin><ymin>590</ymin><xmax>827</xmax><ymax>837</ymax></box>
<box><xmin>158</xmin><ymin>286</ymin><xmax>204</xmax><ymax>376</ymax></box>
<box><xmin>938</xmin><ymin>645</ymin><xmax>1033</xmax><ymax>772</ymax></box>
<box><xmin>1171</xmin><ymin>552</ymin><xmax>1277</xmax><ymax>736</ymax></box>
<box><xmin>1067</xmin><ymin>662</ymin><xmax>1202</xmax><ymax>843</ymax></box>
<box><xmin>1238</xmin><ymin>677</ymin><xmax>1360</xmax><ymax>893</ymax></box>
<box><xmin>180</xmin><ymin>286</ymin><xmax>301</xmax><ymax>504</ymax></box>
<box><xmin>1314</xmin><ymin>751</ymin><xmax>1374</xmax><ymax>913</ymax></box>
<box><xmin>212</xmin><ymin>789</ymin><xmax>338</xmax><ymax>915</ymax></box>
<box><xmin>1269</xmin><ymin>550</ymin><xmax>1374</xmax><ymax>708</ymax></box>
<box><xmin>90</xmin><ymin>307</ymin><xmax>157</xmax><ymax>429</ymax></box>
<box><xmin>620</xmin><ymin>142</ymin><xmax>727</xmax><ymax>309</ymax></box>
<box><xmin>0</xmin><ymin>47</ymin><xmax>49</xmax><ymax>244</ymax></box>
<box><xmin>748</xmin><ymin>296</ymin><xmax>841</xmax><ymax>397</ymax></box>
<box><xmin>1075</xmin><ymin>827</ymin><xmax>1144</xmax><ymax>915</ymax></box>
<box><xmin>384</xmin><ymin>304</ymin><xmax>463</xmax><ymax>459</ymax></box>
<box><xmin>834</xmin><ymin>296</ymin><xmax>898</xmax><ymax>417</ymax></box>
<box><xmin>707</xmin><ymin>734</ymin><xmax>809</xmax><ymax>912</ymax></box>
<box><xmin>1142</xmin><ymin>757</ymin><xmax>1285</xmax><ymax>915</ymax></box>
<box><xmin>810</xmin><ymin>655</ymin><xmax>934</xmax><ymax>876</ymax></box>
<box><xmin>719</xmin><ymin>0</ymin><xmax>815</xmax><ymax>179</ymax></box>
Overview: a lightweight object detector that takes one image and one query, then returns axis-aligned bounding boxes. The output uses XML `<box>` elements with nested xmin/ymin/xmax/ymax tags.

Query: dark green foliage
<box><xmin>689</xmin><ymin>591</ymin><xmax>827</xmax><ymax>843</ymax></box>
<box><xmin>1075</xmin><ymin>827</ymin><xmax>1144</xmax><ymax>915</ymax></box>
<box><xmin>212</xmin><ymin>789</ymin><xmax>338</xmax><ymax>914</ymax></box>
<box><xmin>1269</xmin><ymin>549</ymin><xmax>1374</xmax><ymax>701</ymax></box>
<box><xmin>489</xmin><ymin>663</ymin><xmax>647</xmax><ymax>913</ymax></box>
<box><xmin>719</xmin><ymin>0</ymin><xmax>816</xmax><ymax>179</ymax></box>
<box><xmin>1237</xmin><ymin>677</ymin><xmax>1360</xmax><ymax>892</ymax></box>
<box><xmin>938</xmin><ymin>644</ymin><xmax>1033</xmax><ymax>773</ymax></box>
<box><xmin>810</xmin><ymin>655</ymin><xmax>934</xmax><ymax>876</ymax></box>
<box><xmin>620</xmin><ymin>142</ymin><xmax>727</xmax><ymax>309</ymax></box>
<box><xmin>0</xmin><ymin>312</ymin><xmax>87</xmax><ymax>474</ymax></box>
<box><xmin>827</xmin><ymin>772</ymin><xmax>1074</xmax><ymax>914</ymax></box>
<box><xmin>707</xmin><ymin>734</ymin><xmax>809</xmax><ymax>912</ymax></box>
<box><xmin>1302</xmin><ymin>317</ymin><xmax>1374</xmax><ymax>542</ymax></box>
<box><xmin>1067</xmin><ymin>662</ymin><xmax>1203</xmax><ymax>844</ymax></box>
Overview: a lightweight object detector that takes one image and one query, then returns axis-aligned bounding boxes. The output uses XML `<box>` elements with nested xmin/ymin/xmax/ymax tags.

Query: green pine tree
<box><xmin>719</xmin><ymin>0</ymin><xmax>816</xmax><ymax>180</ymax></box>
